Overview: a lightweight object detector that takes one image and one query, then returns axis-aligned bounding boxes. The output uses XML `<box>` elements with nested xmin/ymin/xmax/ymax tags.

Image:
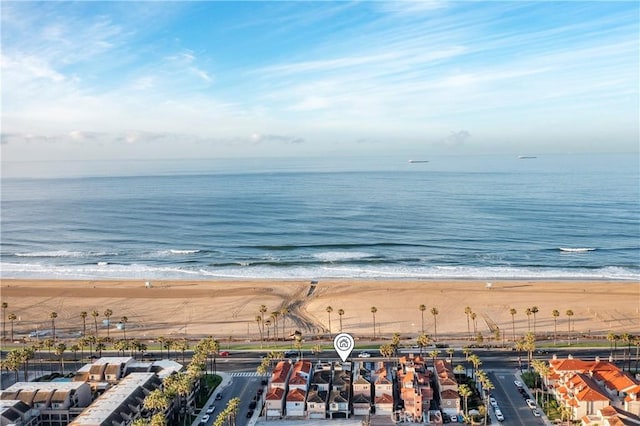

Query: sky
<box><xmin>1</xmin><ymin>1</ymin><xmax>639</xmax><ymax>165</ymax></box>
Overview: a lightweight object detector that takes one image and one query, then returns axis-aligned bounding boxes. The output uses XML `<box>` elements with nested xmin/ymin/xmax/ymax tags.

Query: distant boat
<box><xmin>408</xmin><ymin>160</ymin><xmax>429</xmax><ymax>163</ymax></box>
<box><xmin>518</xmin><ymin>155</ymin><xmax>537</xmax><ymax>159</ymax></box>
<box><xmin>559</xmin><ymin>247</ymin><xmax>596</xmax><ymax>252</ymax></box>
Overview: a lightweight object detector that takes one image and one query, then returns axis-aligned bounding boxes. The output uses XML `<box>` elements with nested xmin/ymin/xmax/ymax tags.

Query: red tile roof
<box><xmin>286</xmin><ymin>388</ymin><xmax>306</xmax><ymax>402</ymax></box>
<box><xmin>265</xmin><ymin>387</ymin><xmax>285</xmax><ymax>401</ymax></box>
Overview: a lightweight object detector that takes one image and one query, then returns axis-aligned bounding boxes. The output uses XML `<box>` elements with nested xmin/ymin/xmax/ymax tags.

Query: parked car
<box><xmin>514</xmin><ymin>380</ymin><xmax>524</xmax><ymax>388</ymax></box>
<box><xmin>215</xmin><ymin>393</ymin><xmax>222</xmax><ymax>401</ymax></box>
<box><xmin>526</xmin><ymin>399</ymin><xmax>537</xmax><ymax>409</ymax></box>
<box><xmin>249</xmin><ymin>401</ymin><xmax>257</xmax><ymax>410</ymax></box>
<box><xmin>450</xmin><ymin>414</ymin><xmax>458</xmax><ymax>422</ymax></box>
<box><xmin>200</xmin><ymin>414</ymin><xmax>210</xmax><ymax>423</ymax></box>
<box><xmin>489</xmin><ymin>397</ymin><xmax>498</xmax><ymax>407</ymax></box>
<box><xmin>495</xmin><ymin>409</ymin><xmax>504</xmax><ymax>422</ymax></box>
<box><xmin>246</xmin><ymin>410</ymin><xmax>254</xmax><ymax>418</ymax></box>
<box><xmin>358</xmin><ymin>352</ymin><xmax>371</xmax><ymax>358</ymax></box>
<box><xmin>532</xmin><ymin>409</ymin><xmax>541</xmax><ymax>417</ymax></box>
<box><xmin>205</xmin><ymin>405</ymin><xmax>215</xmax><ymax>414</ymax></box>
<box><xmin>219</xmin><ymin>351</ymin><xmax>230</xmax><ymax>357</ymax></box>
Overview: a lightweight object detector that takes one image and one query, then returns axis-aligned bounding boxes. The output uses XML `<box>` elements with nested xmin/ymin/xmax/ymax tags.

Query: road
<box><xmin>489</xmin><ymin>371</ymin><xmax>545</xmax><ymax>425</ymax></box>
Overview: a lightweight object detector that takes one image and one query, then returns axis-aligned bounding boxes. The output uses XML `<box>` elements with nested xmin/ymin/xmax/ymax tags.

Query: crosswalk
<box><xmin>229</xmin><ymin>371</ymin><xmax>260</xmax><ymax>377</ymax></box>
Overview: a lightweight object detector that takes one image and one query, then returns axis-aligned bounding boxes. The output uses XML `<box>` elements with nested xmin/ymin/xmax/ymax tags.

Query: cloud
<box><xmin>249</xmin><ymin>133</ymin><xmax>305</xmax><ymax>145</ymax></box>
<box><xmin>443</xmin><ymin>130</ymin><xmax>471</xmax><ymax>147</ymax></box>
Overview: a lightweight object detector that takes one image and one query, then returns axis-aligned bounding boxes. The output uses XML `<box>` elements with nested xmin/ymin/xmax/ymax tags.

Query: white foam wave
<box><xmin>559</xmin><ymin>247</ymin><xmax>596</xmax><ymax>252</ymax></box>
<box><xmin>155</xmin><ymin>249</ymin><xmax>201</xmax><ymax>256</ymax></box>
<box><xmin>313</xmin><ymin>251</ymin><xmax>374</xmax><ymax>262</ymax></box>
<box><xmin>15</xmin><ymin>250</ymin><xmax>117</xmax><ymax>258</ymax></box>
<box><xmin>1</xmin><ymin>262</ymin><xmax>638</xmax><ymax>281</ymax></box>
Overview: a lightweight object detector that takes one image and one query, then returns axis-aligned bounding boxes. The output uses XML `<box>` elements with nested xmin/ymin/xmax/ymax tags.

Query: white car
<box><xmin>526</xmin><ymin>399</ymin><xmax>537</xmax><ymax>409</ymax></box>
<box><xmin>206</xmin><ymin>405</ymin><xmax>215</xmax><ymax>414</ymax></box>
<box><xmin>200</xmin><ymin>414</ymin><xmax>210</xmax><ymax>424</ymax></box>
<box><xmin>489</xmin><ymin>397</ymin><xmax>498</xmax><ymax>407</ymax></box>
<box><xmin>358</xmin><ymin>352</ymin><xmax>371</xmax><ymax>358</ymax></box>
<box><xmin>532</xmin><ymin>409</ymin><xmax>541</xmax><ymax>417</ymax></box>
<box><xmin>514</xmin><ymin>380</ymin><xmax>524</xmax><ymax>388</ymax></box>
<box><xmin>495</xmin><ymin>409</ymin><xmax>504</xmax><ymax>422</ymax></box>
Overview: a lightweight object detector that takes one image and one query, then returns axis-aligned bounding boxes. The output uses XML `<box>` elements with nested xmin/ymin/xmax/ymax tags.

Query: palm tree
<box><xmin>417</xmin><ymin>333</ymin><xmax>430</xmax><ymax>357</ymax></box>
<box><xmin>531</xmin><ymin>306</ymin><xmax>539</xmax><ymax>336</ymax></box>
<box><xmin>91</xmin><ymin>310</ymin><xmax>99</xmax><ymax>336</ymax></box>
<box><xmin>1</xmin><ymin>302</ymin><xmax>7</xmax><ymax>341</ymax></box>
<box><xmin>8</xmin><ymin>313</ymin><xmax>17</xmax><ymax>342</ymax></box>
<box><xmin>458</xmin><ymin>384</ymin><xmax>473</xmax><ymax>419</ymax></box>
<box><xmin>96</xmin><ymin>339</ymin><xmax>106</xmax><ymax>357</ymax></box>
<box><xmin>468</xmin><ymin>354</ymin><xmax>482</xmax><ymax>381</ymax></box>
<box><xmin>566</xmin><ymin>309</ymin><xmax>574</xmax><ymax>344</ymax></box>
<box><xmin>509</xmin><ymin>308</ymin><xmax>517</xmax><ymax>341</ymax></box>
<box><xmin>430</xmin><ymin>307</ymin><xmax>439</xmax><ymax>341</ymax></box>
<box><xmin>80</xmin><ymin>311</ymin><xmax>88</xmax><ymax>337</ymax></box>
<box><xmin>103</xmin><ymin>309</ymin><xmax>113</xmax><ymax>339</ymax></box>
<box><xmin>370</xmin><ymin>306</ymin><xmax>378</xmax><ymax>340</ymax></box>
<box><xmin>54</xmin><ymin>342</ymin><xmax>67</xmax><ymax>374</ymax></box>
<box><xmin>552</xmin><ymin>309</ymin><xmax>560</xmax><ymax>344</ymax></box>
<box><xmin>525</xmin><ymin>308</ymin><xmax>532</xmax><ymax>332</ymax></box>
<box><xmin>326</xmin><ymin>306</ymin><xmax>333</xmax><ymax>335</ymax></box>
<box><xmin>255</xmin><ymin>316</ymin><xmax>263</xmax><ymax>348</ymax></box>
<box><xmin>380</xmin><ymin>343</ymin><xmax>394</xmax><ymax>360</ymax></box>
<box><xmin>471</xmin><ymin>312</ymin><xmax>478</xmax><ymax>335</ymax></box>
<box><xmin>633</xmin><ymin>335</ymin><xmax>640</xmax><ymax>373</ymax></box>
<box><xmin>428</xmin><ymin>349</ymin><xmax>441</xmax><ymax>368</ymax></box>
<box><xmin>621</xmin><ymin>332</ymin><xmax>632</xmax><ymax>371</ymax></box>
<box><xmin>464</xmin><ymin>306</ymin><xmax>472</xmax><ymax>340</ymax></box>
<box><xmin>338</xmin><ymin>309</ymin><xmax>344</xmax><ymax>332</ymax></box>
<box><xmin>49</xmin><ymin>311</ymin><xmax>58</xmax><ymax>342</ymax></box>
<box><xmin>120</xmin><ymin>316</ymin><xmax>128</xmax><ymax>341</ymax></box>
<box><xmin>280</xmin><ymin>306</ymin><xmax>289</xmax><ymax>340</ymax></box>
<box><xmin>259</xmin><ymin>304</ymin><xmax>267</xmax><ymax>337</ymax></box>
<box><xmin>419</xmin><ymin>304</ymin><xmax>427</xmax><ymax>334</ymax></box>
<box><xmin>143</xmin><ymin>388</ymin><xmax>170</xmax><ymax>414</ymax></box>
<box><xmin>447</xmin><ymin>347</ymin><xmax>455</xmax><ymax>363</ymax></box>
<box><xmin>607</xmin><ymin>331</ymin><xmax>617</xmax><ymax>359</ymax></box>
<box><xmin>264</xmin><ymin>319</ymin><xmax>272</xmax><ymax>343</ymax></box>
<box><xmin>270</xmin><ymin>311</ymin><xmax>280</xmax><ymax>342</ymax></box>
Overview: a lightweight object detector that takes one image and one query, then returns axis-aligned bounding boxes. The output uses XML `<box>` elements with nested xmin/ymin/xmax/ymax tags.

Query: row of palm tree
<box><xmin>134</xmin><ymin>336</ymin><xmax>220</xmax><ymax>426</ymax></box>
<box><xmin>324</xmin><ymin>306</ymin><xmax>346</xmax><ymax>335</ymax></box>
<box><xmin>1</xmin><ymin>306</ymin><xmax>129</xmax><ymax>343</ymax></box>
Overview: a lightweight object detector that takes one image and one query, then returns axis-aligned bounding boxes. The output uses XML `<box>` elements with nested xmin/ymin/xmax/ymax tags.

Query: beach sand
<box><xmin>1</xmin><ymin>279</ymin><xmax>638</xmax><ymax>343</ymax></box>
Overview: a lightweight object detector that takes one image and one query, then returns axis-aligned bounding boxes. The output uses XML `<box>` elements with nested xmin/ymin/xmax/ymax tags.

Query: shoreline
<box><xmin>1</xmin><ymin>279</ymin><xmax>638</xmax><ymax>342</ymax></box>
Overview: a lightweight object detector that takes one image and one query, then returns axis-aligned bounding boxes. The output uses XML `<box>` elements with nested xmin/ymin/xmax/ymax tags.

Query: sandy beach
<box><xmin>1</xmin><ymin>279</ymin><xmax>638</xmax><ymax>344</ymax></box>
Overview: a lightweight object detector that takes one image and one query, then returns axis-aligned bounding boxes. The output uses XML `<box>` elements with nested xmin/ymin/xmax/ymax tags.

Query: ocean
<box><xmin>1</xmin><ymin>153</ymin><xmax>639</xmax><ymax>281</ymax></box>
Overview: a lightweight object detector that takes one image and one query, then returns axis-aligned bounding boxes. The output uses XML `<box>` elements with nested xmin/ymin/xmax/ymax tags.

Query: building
<box><xmin>0</xmin><ymin>400</ymin><xmax>37</xmax><ymax>426</ymax></box>
<box><xmin>1</xmin><ymin>382</ymin><xmax>92</xmax><ymax>426</ymax></box>
<box><xmin>69</xmin><ymin>373</ymin><xmax>162</xmax><ymax>426</ymax></box>
<box><xmin>545</xmin><ymin>356</ymin><xmax>640</xmax><ymax>424</ymax></box>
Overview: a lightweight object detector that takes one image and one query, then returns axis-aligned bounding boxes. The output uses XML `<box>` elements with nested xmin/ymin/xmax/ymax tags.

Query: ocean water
<box><xmin>1</xmin><ymin>154</ymin><xmax>639</xmax><ymax>280</ymax></box>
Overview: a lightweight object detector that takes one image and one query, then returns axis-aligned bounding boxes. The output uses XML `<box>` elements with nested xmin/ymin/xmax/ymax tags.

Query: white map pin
<box><xmin>333</xmin><ymin>332</ymin><xmax>355</xmax><ymax>362</ymax></box>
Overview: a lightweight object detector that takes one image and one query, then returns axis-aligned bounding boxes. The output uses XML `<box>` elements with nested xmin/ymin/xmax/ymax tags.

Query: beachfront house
<box><xmin>306</xmin><ymin>387</ymin><xmax>328</xmax><ymax>419</ymax></box>
<box><xmin>285</xmin><ymin>388</ymin><xmax>307</xmax><ymax>418</ymax></box>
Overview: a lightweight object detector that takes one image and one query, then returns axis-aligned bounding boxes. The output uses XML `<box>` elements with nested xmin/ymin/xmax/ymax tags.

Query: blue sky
<box><xmin>1</xmin><ymin>1</ymin><xmax>638</xmax><ymax>163</ymax></box>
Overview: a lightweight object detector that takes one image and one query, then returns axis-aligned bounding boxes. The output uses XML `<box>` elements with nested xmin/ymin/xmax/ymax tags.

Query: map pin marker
<box><xmin>333</xmin><ymin>332</ymin><xmax>355</xmax><ymax>362</ymax></box>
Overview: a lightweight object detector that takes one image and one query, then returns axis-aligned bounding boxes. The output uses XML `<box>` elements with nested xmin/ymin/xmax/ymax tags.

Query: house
<box><xmin>270</xmin><ymin>361</ymin><xmax>292</xmax><ymax>390</ymax></box>
<box><xmin>547</xmin><ymin>356</ymin><xmax>640</xmax><ymax>420</ymax></box>
<box><xmin>440</xmin><ymin>389</ymin><xmax>461</xmax><ymax>416</ymax></box>
<box><xmin>264</xmin><ymin>387</ymin><xmax>286</xmax><ymax>419</ymax></box>
<box><xmin>374</xmin><ymin>393</ymin><xmax>394</xmax><ymax>416</ymax></box>
<box><xmin>285</xmin><ymin>388</ymin><xmax>307</xmax><ymax>417</ymax></box>
<box><xmin>374</xmin><ymin>369</ymin><xmax>394</xmax><ymax>416</ymax></box>
<box><xmin>1</xmin><ymin>382</ymin><xmax>92</xmax><ymax>426</ymax></box>
<box><xmin>353</xmin><ymin>393</ymin><xmax>372</xmax><ymax>416</ymax></box>
<box><xmin>306</xmin><ymin>387</ymin><xmax>328</xmax><ymax>419</ymax></box>
<box><xmin>0</xmin><ymin>400</ymin><xmax>37</xmax><ymax>426</ymax></box>
<box><xmin>328</xmin><ymin>390</ymin><xmax>350</xmax><ymax>419</ymax></box>
<box><xmin>581</xmin><ymin>405</ymin><xmax>640</xmax><ymax>426</ymax></box>
<box><xmin>312</xmin><ymin>370</ymin><xmax>332</xmax><ymax>392</ymax></box>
